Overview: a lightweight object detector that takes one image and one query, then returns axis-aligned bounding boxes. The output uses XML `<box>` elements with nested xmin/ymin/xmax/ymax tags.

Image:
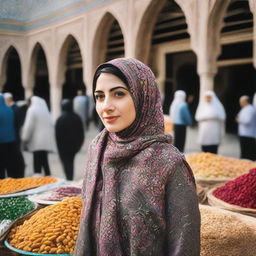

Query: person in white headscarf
<box><xmin>195</xmin><ymin>90</ymin><xmax>226</xmax><ymax>154</ymax></box>
<box><xmin>22</xmin><ymin>96</ymin><xmax>56</xmax><ymax>175</ymax></box>
<box><xmin>170</xmin><ymin>90</ymin><xmax>192</xmax><ymax>152</ymax></box>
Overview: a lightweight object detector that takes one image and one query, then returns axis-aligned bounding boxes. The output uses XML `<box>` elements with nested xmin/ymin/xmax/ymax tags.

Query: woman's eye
<box><xmin>95</xmin><ymin>94</ymin><xmax>104</xmax><ymax>101</ymax></box>
<box><xmin>115</xmin><ymin>91</ymin><xmax>125</xmax><ymax>97</ymax></box>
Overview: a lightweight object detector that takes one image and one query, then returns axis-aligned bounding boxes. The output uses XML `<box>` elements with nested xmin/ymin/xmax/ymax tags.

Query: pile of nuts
<box><xmin>0</xmin><ymin>177</ymin><xmax>57</xmax><ymax>195</ymax></box>
<box><xmin>186</xmin><ymin>153</ymin><xmax>255</xmax><ymax>178</ymax></box>
<box><xmin>8</xmin><ymin>197</ymin><xmax>82</xmax><ymax>254</ymax></box>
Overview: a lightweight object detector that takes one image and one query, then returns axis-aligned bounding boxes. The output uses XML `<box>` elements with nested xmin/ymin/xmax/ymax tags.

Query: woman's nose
<box><xmin>102</xmin><ymin>96</ymin><xmax>115</xmax><ymax>112</ymax></box>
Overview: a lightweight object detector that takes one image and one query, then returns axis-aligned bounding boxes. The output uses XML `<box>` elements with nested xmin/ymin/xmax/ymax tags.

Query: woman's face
<box><xmin>205</xmin><ymin>95</ymin><xmax>212</xmax><ymax>103</ymax></box>
<box><xmin>94</xmin><ymin>72</ymin><xmax>136</xmax><ymax>133</ymax></box>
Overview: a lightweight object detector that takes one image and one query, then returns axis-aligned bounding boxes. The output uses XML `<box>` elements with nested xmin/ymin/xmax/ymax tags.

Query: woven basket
<box><xmin>207</xmin><ymin>188</ymin><xmax>256</xmax><ymax>217</ymax></box>
<box><xmin>196</xmin><ymin>184</ymin><xmax>207</xmax><ymax>204</ymax></box>
<box><xmin>195</xmin><ymin>177</ymin><xmax>231</xmax><ymax>189</ymax></box>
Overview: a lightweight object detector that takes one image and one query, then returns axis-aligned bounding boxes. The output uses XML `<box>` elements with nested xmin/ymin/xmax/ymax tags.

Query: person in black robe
<box><xmin>55</xmin><ymin>99</ymin><xmax>84</xmax><ymax>180</ymax></box>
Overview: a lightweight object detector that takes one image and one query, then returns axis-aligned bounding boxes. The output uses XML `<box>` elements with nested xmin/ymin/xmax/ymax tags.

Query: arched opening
<box><xmin>215</xmin><ymin>0</ymin><xmax>254</xmax><ymax>133</ymax></box>
<box><xmin>61</xmin><ymin>35</ymin><xmax>84</xmax><ymax>99</ymax></box>
<box><xmin>151</xmin><ymin>1</ymin><xmax>189</xmax><ymax>45</ymax></box>
<box><xmin>164</xmin><ymin>52</ymin><xmax>199</xmax><ymax>121</ymax></box>
<box><xmin>93</xmin><ymin>13</ymin><xmax>124</xmax><ymax>69</ymax></box>
<box><xmin>2</xmin><ymin>47</ymin><xmax>24</xmax><ymax>100</ymax></box>
<box><xmin>105</xmin><ymin>20</ymin><xmax>124</xmax><ymax>61</ymax></box>
<box><xmin>148</xmin><ymin>0</ymin><xmax>197</xmax><ymax>118</ymax></box>
<box><xmin>32</xmin><ymin>44</ymin><xmax>50</xmax><ymax>106</ymax></box>
<box><xmin>135</xmin><ymin>0</ymin><xmax>165</xmax><ymax>63</ymax></box>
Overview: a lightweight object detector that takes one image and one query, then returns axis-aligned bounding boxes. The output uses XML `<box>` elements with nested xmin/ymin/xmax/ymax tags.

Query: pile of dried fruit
<box><xmin>0</xmin><ymin>197</ymin><xmax>35</xmax><ymax>221</ymax></box>
<box><xmin>200</xmin><ymin>206</ymin><xmax>256</xmax><ymax>256</ymax></box>
<box><xmin>213</xmin><ymin>168</ymin><xmax>256</xmax><ymax>209</ymax></box>
<box><xmin>8</xmin><ymin>197</ymin><xmax>81</xmax><ymax>254</ymax></box>
<box><xmin>39</xmin><ymin>186</ymin><xmax>82</xmax><ymax>201</ymax></box>
<box><xmin>186</xmin><ymin>153</ymin><xmax>255</xmax><ymax>178</ymax></box>
<box><xmin>0</xmin><ymin>177</ymin><xmax>57</xmax><ymax>195</ymax></box>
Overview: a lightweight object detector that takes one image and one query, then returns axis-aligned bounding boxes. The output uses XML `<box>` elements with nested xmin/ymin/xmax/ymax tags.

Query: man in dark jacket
<box><xmin>55</xmin><ymin>99</ymin><xmax>84</xmax><ymax>180</ymax></box>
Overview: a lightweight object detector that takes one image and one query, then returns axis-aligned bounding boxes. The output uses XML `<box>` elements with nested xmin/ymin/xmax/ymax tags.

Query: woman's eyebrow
<box><xmin>110</xmin><ymin>86</ymin><xmax>129</xmax><ymax>92</ymax></box>
<box><xmin>94</xmin><ymin>90</ymin><xmax>104</xmax><ymax>93</ymax></box>
<box><xmin>95</xmin><ymin>86</ymin><xmax>129</xmax><ymax>94</ymax></box>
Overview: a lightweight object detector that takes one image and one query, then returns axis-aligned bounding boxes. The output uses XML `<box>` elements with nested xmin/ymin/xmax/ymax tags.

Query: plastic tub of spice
<box><xmin>207</xmin><ymin>168</ymin><xmax>256</xmax><ymax>217</ymax></box>
<box><xmin>4</xmin><ymin>240</ymin><xmax>72</xmax><ymax>256</ymax></box>
<box><xmin>6</xmin><ymin>197</ymin><xmax>81</xmax><ymax>255</ymax></box>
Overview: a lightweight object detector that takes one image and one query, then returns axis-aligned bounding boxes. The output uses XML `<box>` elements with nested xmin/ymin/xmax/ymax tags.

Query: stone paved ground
<box><xmin>23</xmin><ymin>123</ymin><xmax>240</xmax><ymax>180</ymax></box>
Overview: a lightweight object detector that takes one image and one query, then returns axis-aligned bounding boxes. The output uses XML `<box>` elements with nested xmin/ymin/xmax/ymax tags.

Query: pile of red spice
<box><xmin>213</xmin><ymin>168</ymin><xmax>256</xmax><ymax>209</ymax></box>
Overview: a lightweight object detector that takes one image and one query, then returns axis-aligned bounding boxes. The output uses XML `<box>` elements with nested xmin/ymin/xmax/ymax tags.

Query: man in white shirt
<box><xmin>236</xmin><ymin>95</ymin><xmax>256</xmax><ymax>160</ymax></box>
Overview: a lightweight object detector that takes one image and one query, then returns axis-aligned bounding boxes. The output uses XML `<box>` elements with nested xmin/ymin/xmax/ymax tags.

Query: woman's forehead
<box><xmin>95</xmin><ymin>72</ymin><xmax>128</xmax><ymax>91</ymax></box>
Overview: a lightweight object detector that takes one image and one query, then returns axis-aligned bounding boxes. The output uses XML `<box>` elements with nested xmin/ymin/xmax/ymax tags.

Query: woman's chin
<box><xmin>105</xmin><ymin>125</ymin><xmax>124</xmax><ymax>133</ymax></box>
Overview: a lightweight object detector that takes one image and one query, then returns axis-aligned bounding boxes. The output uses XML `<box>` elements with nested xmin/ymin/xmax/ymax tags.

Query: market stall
<box><xmin>0</xmin><ymin>161</ymin><xmax>255</xmax><ymax>256</ymax></box>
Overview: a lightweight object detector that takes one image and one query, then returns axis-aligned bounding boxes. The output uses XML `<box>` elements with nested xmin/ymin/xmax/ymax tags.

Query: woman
<box><xmin>75</xmin><ymin>58</ymin><xmax>200</xmax><ymax>256</ymax></box>
<box><xmin>55</xmin><ymin>99</ymin><xmax>84</xmax><ymax>180</ymax></box>
<box><xmin>170</xmin><ymin>90</ymin><xmax>192</xmax><ymax>152</ymax></box>
<box><xmin>195</xmin><ymin>90</ymin><xmax>226</xmax><ymax>154</ymax></box>
<box><xmin>22</xmin><ymin>96</ymin><xmax>55</xmax><ymax>175</ymax></box>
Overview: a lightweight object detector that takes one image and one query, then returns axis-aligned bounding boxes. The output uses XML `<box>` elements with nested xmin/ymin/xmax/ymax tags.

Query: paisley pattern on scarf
<box><xmin>74</xmin><ymin>58</ymin><xmax>200</xmax><ymax>256</ymax></box>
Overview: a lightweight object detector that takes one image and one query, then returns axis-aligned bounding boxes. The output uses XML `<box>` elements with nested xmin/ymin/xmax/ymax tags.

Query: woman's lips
<box><xmin>104</xmin><ymin>116</ymin><xmax>119</xmax><ymax>123</ymax></box>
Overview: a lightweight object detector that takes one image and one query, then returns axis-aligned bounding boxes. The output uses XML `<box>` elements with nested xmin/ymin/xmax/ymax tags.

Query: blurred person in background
<box><xmin>236</xmin><ymin>95</ymin><xmax>256</xmax><ymax>160</ymax></box>
<box><xmin>4</xmin><ymin>92</ymin><xmax>20</xmax><ymax>140</ymax></box>
<box><xmin>4</xmin><ymin>93</ymin><xmax>27</xmax><ymax>170</ymax></box>
<box><xmin>73</xmin><ymin>87</ymin><xmax>90</xmax><ymax>131</ymax></box>
<box><xmin>195</xmin><ymin>90</ymin><xmax>226</xmax><ymax>154</ymax></box>
<box><xmin>170</xmin><ymin>90</ymin><xmax>192</xmax><ymax>152</ymax></box>
<box><xmin>253</xmin><ymin>92</ymin><xmax>256</xmax><ymax>109</ymax></box>
<box><xmin>55</xmin><ymin>99</ymin><xmax>84</xmax><ymax>180</ymax></box>
<box><xmin>0</xmin><ymin>93</ymin><xmax>25</xmax><ymax>178</ymax></box>
<box><xmin>22</xmin><ymin>96</ymin><xmax>56</xmax><ymax>176</ymax></box>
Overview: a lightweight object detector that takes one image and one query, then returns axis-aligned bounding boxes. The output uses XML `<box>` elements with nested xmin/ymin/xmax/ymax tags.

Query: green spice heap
<box><xmin>0</xmin><ymin>197</ymin><xmax>35</xmax><ymax>221</ymax></box>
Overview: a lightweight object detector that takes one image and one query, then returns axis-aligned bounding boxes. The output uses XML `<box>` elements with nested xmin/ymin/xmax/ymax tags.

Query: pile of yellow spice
<box><xmin>186</xmin><ymin>152</ymin><xmax>255</xmax><ymax>179</ymax></box>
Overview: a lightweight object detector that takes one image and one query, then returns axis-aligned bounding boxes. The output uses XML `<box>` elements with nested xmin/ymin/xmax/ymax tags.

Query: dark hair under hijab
<box><xmin>92</xmin><ymin>65</ymin><xmax>129</xmax><ymax>101</ymax></box>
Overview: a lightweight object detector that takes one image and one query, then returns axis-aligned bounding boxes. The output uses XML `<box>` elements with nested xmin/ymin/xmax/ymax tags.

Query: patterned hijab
<box><xmin>75</xmin><ymin>58</ymin><xmax>175</xmax><ymax>255</ymax></box>
<box><xmin>95</xmin><ymin>58</ymin><xmax>168</xmax><ymax>138</ymax></box>
<box><xmin>92</xmin><ymin>58</ymin><xmax>172</xmax><ymax>161</ymax></box>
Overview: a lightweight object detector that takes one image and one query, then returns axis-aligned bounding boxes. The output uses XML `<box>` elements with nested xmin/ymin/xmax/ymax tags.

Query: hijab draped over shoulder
<box><xmin>75</xmin><ymin>58</ymin><xmax>200</xmax><ymax>256</ymax></box>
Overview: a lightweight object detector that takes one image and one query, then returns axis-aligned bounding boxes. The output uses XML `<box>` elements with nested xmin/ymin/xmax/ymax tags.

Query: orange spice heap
<box><xmin>0</xmin><ymin>177</ymin><xmax>57</xmax><ymax>195</ymax></box>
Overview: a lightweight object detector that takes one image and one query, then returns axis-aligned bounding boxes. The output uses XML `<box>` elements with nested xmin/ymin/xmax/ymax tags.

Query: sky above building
<box><xmin>0</xmin><ymin>0</ymin><xmax>111</xmax><ymax>31</ymax></box>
